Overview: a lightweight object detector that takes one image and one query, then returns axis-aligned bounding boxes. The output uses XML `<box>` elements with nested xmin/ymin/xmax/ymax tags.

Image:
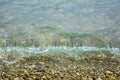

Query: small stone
<box><xmin>97</xmin><ymin>77</ymin><xmax>102</xmax><ymax>80</ymax></box>
<box><xmin>36</xmin><ymin>69</ymin><xmax>45</xmax><ymax>72</ymax></box>
<box><xmin>29</xmin><ymin>64</ymin><xmax>36</xmax><ymax>68</ymax></box>
<box><xmin>106</xmin><ymin>71</ymin><xmax>113</xmax><ymax>74</ymax></box>
<box><xmin>45</xmin><ymin>66</ymin><xmax>49</xmax><ymax>68</ymax></box>
<box><xmin>14</xmin><ymin>77</ymin><xmax>19</xmax><ymax>80</ymax></box>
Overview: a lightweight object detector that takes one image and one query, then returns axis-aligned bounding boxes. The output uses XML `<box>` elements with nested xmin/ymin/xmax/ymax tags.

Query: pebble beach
<box><xmin>0</xmin><ymin>51</ymin><xmax>120</xmax><ymax>80</ymax></box>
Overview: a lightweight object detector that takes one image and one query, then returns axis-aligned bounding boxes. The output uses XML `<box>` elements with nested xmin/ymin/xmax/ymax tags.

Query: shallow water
<box><xmin>0</xmin><ymin>46</ymin><xmax>120</xmax><ymax>80</ymax></box>
<box><xmin>0</xmin><ymin>46</ymin><xmax>120</xmax><ymax>64</ymax></box>
<box><xmin>0</xmin><ymin>46</ymin><xmax>120</xmax><ymax>54</ymax></box>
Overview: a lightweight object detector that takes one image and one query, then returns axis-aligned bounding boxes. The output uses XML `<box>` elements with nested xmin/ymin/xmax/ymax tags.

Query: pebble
<box><xmin>0</xmin><ymin>52</ymin><xmax>119</xmax><ymax>80</ymax></box>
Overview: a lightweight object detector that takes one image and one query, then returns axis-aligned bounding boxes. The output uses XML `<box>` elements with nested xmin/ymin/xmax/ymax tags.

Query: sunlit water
<box><xmin>0</xmin><ymin>46</ymin><xmax>120</xmax><ymax>64</ymax></box>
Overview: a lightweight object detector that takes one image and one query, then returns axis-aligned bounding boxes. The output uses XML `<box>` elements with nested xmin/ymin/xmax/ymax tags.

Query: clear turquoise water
<box><xmin>0</xmin><ymin>46</ymin><xmax>119</xmax><ymax>55</ymax></box>
<box><xmin>0</xmin><ymin>46</ymin><xmax>119</xmax><ymax>64</ymax></box>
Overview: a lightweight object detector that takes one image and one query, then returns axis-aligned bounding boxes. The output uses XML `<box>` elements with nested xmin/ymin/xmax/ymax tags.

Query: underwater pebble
<box><xmin>0</xmin><ymin>52</ymin><xmax>119</xmax><ymax>80</ymax></box>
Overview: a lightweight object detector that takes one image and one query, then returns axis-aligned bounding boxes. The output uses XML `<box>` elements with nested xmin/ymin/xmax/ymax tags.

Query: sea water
<box><xmin>0</xmin><ymin>46</ymin><xmax>120</xmax><ymax>64</ymax></box>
